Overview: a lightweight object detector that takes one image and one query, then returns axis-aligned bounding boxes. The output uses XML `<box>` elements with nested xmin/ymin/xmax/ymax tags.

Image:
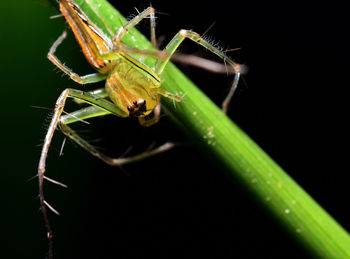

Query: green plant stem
<box><xmin>76</xmin><ymin>0</ymin><xmax>350</xmax><ymax>257</ymax></box>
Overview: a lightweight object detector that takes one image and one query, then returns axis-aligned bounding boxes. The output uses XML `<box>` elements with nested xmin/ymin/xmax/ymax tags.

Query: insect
<box><xmin>38</xmin><ymin>0</ymin><xmax>242</xmax><ymax>258</ymax></box>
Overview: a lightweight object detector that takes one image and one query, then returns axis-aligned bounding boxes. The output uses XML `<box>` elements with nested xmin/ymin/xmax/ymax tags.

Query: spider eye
<box><xmin>128</xmin><ymin>99</ymin><xmax>147</xmax><ymax>117</ymax></box>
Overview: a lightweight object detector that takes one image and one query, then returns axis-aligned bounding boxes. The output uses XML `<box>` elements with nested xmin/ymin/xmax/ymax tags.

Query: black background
<box><xmin>0</xmin><ymin>0</ymin><xmax>349</xmax><ymax>258</ymax></box>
